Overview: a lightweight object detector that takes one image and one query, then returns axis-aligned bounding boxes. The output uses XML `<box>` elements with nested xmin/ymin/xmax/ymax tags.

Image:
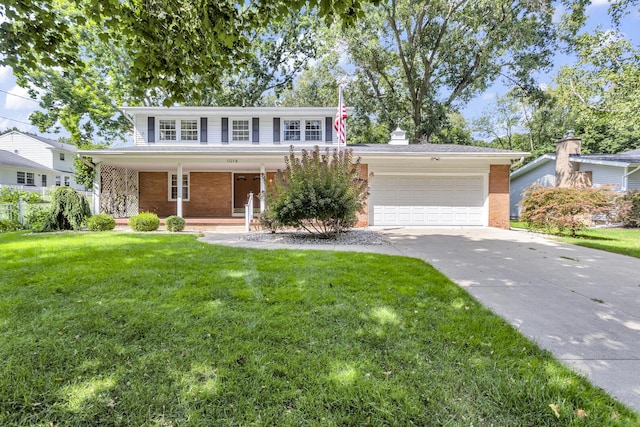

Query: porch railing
<box><xmin>245</xmin><ymin>192</ymin><xmax>254</xmax><ymax>232</ymax></box>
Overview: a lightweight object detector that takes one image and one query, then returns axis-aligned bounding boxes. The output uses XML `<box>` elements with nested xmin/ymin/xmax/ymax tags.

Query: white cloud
<box><xmin>4</xmin><ymin>85</ymin><xmax>38</xmax><ymax>110</ymax></box>
<box><xmin>482</xmin><ymin>92</ymin><xmax>497</xmax><ymax>101</ymax></box>
<box><xmin>590</xmin><ymin>0</ymin><xmax>611</xmax><ymax>6</ymax></box>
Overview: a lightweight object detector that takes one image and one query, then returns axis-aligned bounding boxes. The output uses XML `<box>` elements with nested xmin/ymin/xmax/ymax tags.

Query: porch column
<box><xmin>260</xmin><ymin>164</ymin><xmax>266</xmax><ymax>213</ymax></box>
<box><xmin>93</xmin><ymin>163</ymin><xmax>101</xmax><ymax>214</ymax></box>
<box><xmin>176</xmin><ymin>163</ymin><xmax>183</xmax><ymax>217</ymax></box>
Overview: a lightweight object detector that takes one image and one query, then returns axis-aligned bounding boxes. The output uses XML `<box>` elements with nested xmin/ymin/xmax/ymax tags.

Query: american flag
<box><xmin>334</xmin><ymin>86</ymin><xmax>347</xmax><ymax>146</ymax></box>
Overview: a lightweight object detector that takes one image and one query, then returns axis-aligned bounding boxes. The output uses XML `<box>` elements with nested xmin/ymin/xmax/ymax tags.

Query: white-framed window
<box><xmin>17</xmin><ymin>171</ymin><xmax>25</xmax><ymax>184</ymax></box>
<box><xmin>26</xmin><ymin>172</ymin><xmax>35</xmax><ymax>186</ymax></box>
<box><xmin>305</xmin><ymin>120</ymin><xmax>322</xmax><ymax>141</ymax></box>
<box><xmin>60</xmin><ymin>152</ymin><xmax>65</xmax><ymax>161</ymax></box>
<box><xmin>169</xmin><ymin>173</ymin><xmax>190</xmax><ymax>201</ymax></box>
<box><xmin>41</xmin><ymin>175</ymin><xmax>47</xmax><ymax>187</ymax></box>
<box><xmin>55</xmin><ymin>176</ymin><xmax>61</xmax><ymax>186</ymax></box>
<box><xmin>180</xmin><ymin>119</ymin><xmax>198</xmax><ymax>141</ymax></box>
<box><xmin>232</xmin><ymin>119</ymin><xmax>250</xmax><ymax>142</ymax></box>
<box><xmin>158</xmin><ymin>119</ymin><xmax>200</xmax><ymax>142</ymax></box>
<box><xmin>284</xmin><ymin>120</ymin><xmax>301</xmax><ymax>141</ymax></box>
<box><xmin>64</xmin><ymin>176</ymin><xmax>70</xmax><ymax>186</ymax></box>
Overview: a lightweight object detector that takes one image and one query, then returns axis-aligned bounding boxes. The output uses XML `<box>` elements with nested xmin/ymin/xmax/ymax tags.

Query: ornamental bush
<box><xmin>47</xmin><ymin>186</ymin><xmax>92</xmax><ymax>231</ymax></box>
<box><xmin>619</xmin><ymin>190</ymin><xmax>640</xmax><ymax>227</ymax></box>
<box><xmin>129</xmin><ymin>212</ymin><xmax>160</xmax><ymax>231</ymax></box>
<box><xmin>520</xmin><ymin>185</ymin><xmax>616</xmax><ymax>236</ymax></box>
<box><xmin>0</xmin><ymin>219</ymin><xmax>20</xmax><ymax>233</ymax></box>
<box><xmin>165</xmin><ymin>215</ymin><xmax>185</xmax><ymax>232</ymax></box>
<box><xmin>87</xmin><ymin>213</ymin><xmax>116</xmax><ymax>231</ymax></box>
<box><xmin>25</xmin><ymin>205</ymin><xmax>52</xmax><ymax>232</ymax></box>
<box><xmin>264</xmin><ymin>146</ymin><xmax>368</xmax><ymax>238</ymax></box>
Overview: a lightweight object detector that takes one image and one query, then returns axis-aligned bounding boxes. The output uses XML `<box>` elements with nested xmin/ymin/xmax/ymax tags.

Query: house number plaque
<box><xmin>226</xmin><ymin>158</ymin><xmax>238</xmax><ymax>163</ymax></box>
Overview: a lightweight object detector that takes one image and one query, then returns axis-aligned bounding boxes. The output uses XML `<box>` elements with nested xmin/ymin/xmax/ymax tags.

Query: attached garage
<box><xmin>369</xmin><ymin>175</ymin><xmax>486</xmax><ymax>226</ymax></box>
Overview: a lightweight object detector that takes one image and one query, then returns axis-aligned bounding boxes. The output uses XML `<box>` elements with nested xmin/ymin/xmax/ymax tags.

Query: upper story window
<box><xmin>284</xmin><ymin>119</ymin><xmax>323</xmax><ymax>142</ymax></box>
<box><xmin>284</xmin><ymin>120</ymin><xmax>301</xmax><ymax>141</ymax></box>
<box><xmin>181</xmin><ymin>120</ymin><xmax>198</xmax><ymax>141</ymax></box>
<box><xmin>159</xmin><ymin>119</ymin><xmax>177</xmax><ymax>141</ymax></box>
<box><xmin>305</xmin><ymin>120</ymin><xmax>322</xmax><ymax>141</ymax></box>
<box><xmin>232</xmin><ymin>120</ymin><xmax>250</xmax><ymax>142</ymax></box>
<box><xmin>59</xmin><ymin>153</ymin><xmax>65</xmax><ymax>161</ymax></box>
<box><xmin>158</xmin><ymin>119</ymin><xmax>199</xmax><ymax>142</ymax></box>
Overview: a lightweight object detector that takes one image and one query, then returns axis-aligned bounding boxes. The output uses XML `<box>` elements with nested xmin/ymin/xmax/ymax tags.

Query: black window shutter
<box><xmin>148</xmin><ymin>117</ymin><xmax>155</xmax><ymax>143</ymax></box>
<box><xmin>221</xmin><ymin>117</ymin><xmax>229</xmax><ymax>143</ymax></box>
<box><xmin>273</xmin><ymin>118</ymin><xmax>280</xmax><ymax>143</ymax></box>
<box><xmin>325</xmin><ymin>117</ymin><xmax>333</xmax><ymax>143</ymax></box>
<box><xmin>252</xmin><ymin>118</ymin><xmax>259</xmax><ymax>144</ymax></box>
<box><xmin>200</xmin><ymin>117</ymin><xmax>208</xmax><ymax>144</ymax></box>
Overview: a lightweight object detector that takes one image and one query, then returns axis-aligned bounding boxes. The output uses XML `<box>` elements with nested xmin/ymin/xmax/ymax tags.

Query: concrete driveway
<box><xmin>378</xmin><ymin>227</ymin><xmax>640</xmax><ymax>412</ymax></box>
<box><xmin>200</xmin><ymin>227</ymin><xmax>640</xmax><ymax>411</ymax></box>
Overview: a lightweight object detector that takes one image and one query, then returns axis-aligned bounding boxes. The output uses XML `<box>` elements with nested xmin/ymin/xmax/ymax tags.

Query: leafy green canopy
<box><xmin>1</xmin><ymin>0</ymin><xmax>373</xmax><ymax>105</ymax></box>
<box><xmin>264</xmin><ymin>146</ymin><xmax>368</xmax><ymax>237</ymax></box>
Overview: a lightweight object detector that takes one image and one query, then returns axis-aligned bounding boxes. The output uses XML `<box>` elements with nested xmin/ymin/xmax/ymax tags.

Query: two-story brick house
<box><xmin>80</xmin><ymin>107</ymin><xmax>527</xmax><ymax>229</ymax></box>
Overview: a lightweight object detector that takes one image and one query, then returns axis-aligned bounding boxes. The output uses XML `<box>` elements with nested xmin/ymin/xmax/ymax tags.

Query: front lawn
<box><xmin>510</xmin><ymin>221</ymin><xmax>640</xmax><ymax>259</ymax></box>
<box><xmin>1</xmin><ymin>232</ymin><xmax>637</xmax><ymax>425</ymax></box>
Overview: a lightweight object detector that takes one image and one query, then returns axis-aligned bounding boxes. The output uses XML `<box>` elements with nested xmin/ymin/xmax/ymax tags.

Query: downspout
<box><xmin>622</xmin><ymin>164</ymin><xmax>640</xmax><ymax>192</ymax></box>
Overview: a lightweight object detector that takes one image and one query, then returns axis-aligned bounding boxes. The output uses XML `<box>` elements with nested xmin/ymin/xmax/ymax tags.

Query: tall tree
<box><xmin>1</xmin><ymin>0</ymin><xmax>373</xmax><ymax>106</ymax></box>
<box><xmin>555</xmin><ymin>30</ymin><xmax>640</xmax><ymax>153</ymax></box>
<box><xmin>346</xmin><ymin>0</ymin><xmax>557</xmax><ymax>143</ymax></box>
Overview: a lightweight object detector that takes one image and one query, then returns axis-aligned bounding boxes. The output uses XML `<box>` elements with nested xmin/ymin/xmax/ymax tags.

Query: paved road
<box><xmin>200</xmin><ymin>227</ymin><xmax>640</xmax><ymax>412</ymax></box>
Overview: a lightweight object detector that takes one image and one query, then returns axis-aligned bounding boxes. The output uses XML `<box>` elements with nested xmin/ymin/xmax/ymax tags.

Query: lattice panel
<box><xmin>99</xmin><ymin>164</ymin><xmax>139</xmax><ymax>218</ymax></box>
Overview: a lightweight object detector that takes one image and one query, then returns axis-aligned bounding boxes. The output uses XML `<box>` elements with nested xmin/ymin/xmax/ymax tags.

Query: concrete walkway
<box><xmin>199</xmin><ymin>227</ymin><xmax>640</xmax><ymax>412</ymax></box>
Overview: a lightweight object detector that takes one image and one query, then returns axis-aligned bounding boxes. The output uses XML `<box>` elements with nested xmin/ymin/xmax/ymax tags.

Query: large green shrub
<box><xmin>0</xmin><ymin>219</ymin><xmax>20</xmax><ymax>232</ymax></box>
<box><xmin>264</xmin><ymin>146</ymin><xmax>368</xmax><ymax>237</ymax></box>
<box><xmin>520</xmin><ymin>185</ymin><xmax>616</xmax><ymax>236</ymax></box>
<box><xmin>87</xmin><ymin>213</ymin><xmax>116</xmax><ymax>231</ymax></box>
<box><xmin>129</xmin><ymin>212</ymin><xmax>160</xmax><ymax>231</ymax></box>
<box><xmin>165</xmin><ymin>215</ymin><xmax>185</xmax><ymax>232</ymax></box>
<box><xmin>619</xmin><ymin>190</ymin><xmax>640</xmax><ymax>227</ymax></box>
<box><xmin>25</xmin><ymin>205</ymin><xmax>52</xmax><ymax>232</ymax></box>
<box><xmin>47</xmin><ymin>186</ymin><xmax>92</xmax><ymax>230</ymax></box>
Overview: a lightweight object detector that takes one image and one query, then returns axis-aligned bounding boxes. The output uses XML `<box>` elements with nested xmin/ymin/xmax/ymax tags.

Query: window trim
<box><xmin>157</xmin><ymin>118</ymin><xmax>200</xmax><ymax>143</ymax></box>
<box><xmin>168</xmin><ymin>172</ymin><xmax>190</xmax><ymax>201</ymax></box>
<box><xmin>282</xmin><ymin>117</ymin><xmax>324</xmax><ymax>142</ymax></box>
<box><xmin>230</xmin><ymin>118</ymin><xmax>251</xmax><ymax>143</ymax></box>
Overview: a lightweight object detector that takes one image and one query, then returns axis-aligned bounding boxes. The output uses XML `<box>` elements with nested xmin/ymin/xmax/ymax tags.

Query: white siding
<box><xmin>134</xmin><ymin>115</ymin><xmax>147</xmax><ymax>145</ymax></box>
<box><xmin>0</xmin><ymin>132</ymin><xmax>53</xmax><ymax>168</ymax></box>
<box><xmin>580</xmin><ymin>164</ymin><xmax>624</xmax><ymax>190</ymax></box>
<box><xmin>510</xmin><ymin>160</ymin><xmax>555</xmax><ymax>218</ymax></box>
<box><xmin>135</xmin><ymin>112</ymin><xmax>338</xmax><ymax>146</ymax></box>
<box><xmin>628</xmin><ymin>168</ymin><xmax>640</xmax><ymax>191</ymax></box>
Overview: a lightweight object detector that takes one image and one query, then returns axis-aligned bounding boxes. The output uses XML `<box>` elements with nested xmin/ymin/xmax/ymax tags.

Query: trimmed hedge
<box><xmin>87</xmin><ymin>214</ymin><xmax>116</xmax><ymax>231</ymax></box>
<box><xmin>165</xmin><ymin>215</ymin><xmax>185</xmax><ymax>232</ymax></box>
<box><xmin>129</xmin><ymin>212</ymin><xmax>160</xmax><ymax>232</ymax></box>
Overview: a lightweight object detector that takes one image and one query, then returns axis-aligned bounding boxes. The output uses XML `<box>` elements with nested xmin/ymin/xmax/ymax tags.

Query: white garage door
<box><xmin>370</xmin><ymin>176</ymin><xmax>485</xmax><ymax>226</ymax></box>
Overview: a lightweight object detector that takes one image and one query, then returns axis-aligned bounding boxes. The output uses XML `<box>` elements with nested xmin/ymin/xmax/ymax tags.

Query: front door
<box><xmin>234</xmin><ymin>173</ymin><xmax>261</xmax><ymax>211</ymax></box>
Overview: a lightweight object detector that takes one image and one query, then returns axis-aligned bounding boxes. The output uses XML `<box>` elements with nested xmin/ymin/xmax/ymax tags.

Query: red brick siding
<box><xmin>138</xmin><ymin>172</ymin><xmax>232</xmax><ymax>218</ymax></box>
<box><xmin>356</xmin><ymin>163</ymin><xmax>369</xmax><ymax>227</ymax></box>
<box><xmin>488</xmin><ymin>165</ymin><xmax>510</xmax><ymax>229</ymax></box>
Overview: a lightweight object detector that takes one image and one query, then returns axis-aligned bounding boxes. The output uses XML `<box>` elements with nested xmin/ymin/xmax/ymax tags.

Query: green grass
<box><xmin>555</xmin><ymin>228</ymin><xmax>640</xmax><ymax>259</ymax></box>
<box><xmin>1</xmin><ymin>232</ymin><xmax>637</xmax><ymax>426</ymax></box>
<box><xmin>510</xmin><ymin>221</ymin><xmax>640</xmax><ymax>259</ymax></box>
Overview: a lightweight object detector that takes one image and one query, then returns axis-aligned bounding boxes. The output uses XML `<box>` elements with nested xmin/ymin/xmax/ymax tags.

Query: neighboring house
<box><xmin>510</xmin><ymin>134</ymin><xmax>640</xmax><ymax>217</ymax></box>
<box><xmin>0</xmin><ymin>131</ymin><xmax>84</xmax><ymax>191</ymax></box>
<box><xmin>80</xmin><ymin>106</ymin><xmax>528</xmax><ymax>229</ymax></box>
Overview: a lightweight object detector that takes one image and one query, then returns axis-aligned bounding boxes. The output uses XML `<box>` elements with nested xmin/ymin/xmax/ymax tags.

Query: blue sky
<box><xmin>1</xmin><ymin>1</ymin><xmax>639</xmax><ymax>141</ymax></box>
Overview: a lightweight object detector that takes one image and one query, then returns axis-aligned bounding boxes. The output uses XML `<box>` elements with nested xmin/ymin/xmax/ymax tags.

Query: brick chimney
<box><xmin>555</xmin><ymin>131</ymin><xmax>591</xmax><ymax>188</ymax></box>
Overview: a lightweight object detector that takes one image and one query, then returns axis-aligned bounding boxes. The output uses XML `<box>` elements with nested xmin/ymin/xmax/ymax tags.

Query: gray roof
<box><xmin>5</xmin><ymin>131</ymin><xmax>77</xmax><ymax>152</ymax></box>
<box><xmin>571</xmin><ymin>148</ymin><xmax>640</xmax><ymax>163</ymax></box>
<box><xmin>0</xmin><ymin>149</ymin><xmax>54</xmax><ymax>170</ymax></box>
